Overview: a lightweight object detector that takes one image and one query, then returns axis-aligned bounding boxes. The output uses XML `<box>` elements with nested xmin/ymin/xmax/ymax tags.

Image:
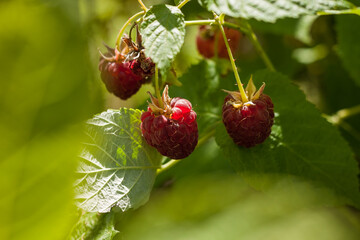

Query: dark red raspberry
<box><xmin>99</xmin><ymin>59</ymin><xmax>143</xmax><ymax>100</ymax></box>
<box><xmin>196</xmin><ymin>25</ymin><xmax>242</xmax><ymax>59</ymax></box>
<box><xmin>140</xmin><ymin>86</ymin><xmax>198</xmax><ymax>159</ymax></box>
<box><xmin>98</xmin><ymin>25</ymin><xmax>155</xmax><ymax>99</ymax></box>
<box><xmin>222</xmin><ymin>79</ymin><xmax>274</xmax><ymax>148</ymax></box>
<box><xmin>129</xmin><ymin>56</ymin><xmax>155</xmax><ymax>84</ymax></box>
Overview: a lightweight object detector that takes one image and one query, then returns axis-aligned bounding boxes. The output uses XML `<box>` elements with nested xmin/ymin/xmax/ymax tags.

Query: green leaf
<box><xmin>198</xmin><ymin>0</ymin><xmax>352</xmax><ymax>22</ymax></box>
<box><xmin>68</xmin><ymin>212</ymin><xmax>118</xmax><ymax>240</ymax></box>
<box><xmin>215</xmin><ymin>70</ymin><xmax>360</xmax><ymax>208</ymax></box>
<box><xmin>75</xmin><ymin>108</ymin><xmax>162</xmax><ymax>213</ymax></box>
<box><xmin>140</xmin><ymin>4</ymin><xmax>186</xmax><ymax>73</ymax></box>
<box><xmin>336</xmin><ymin>15</ymin><xmax>360</xmax><ymax>87</ymax></box>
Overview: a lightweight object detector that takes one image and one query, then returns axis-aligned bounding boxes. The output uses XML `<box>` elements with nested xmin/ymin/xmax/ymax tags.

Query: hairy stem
<box><xmin>216</xmin><ymin>13</ymin><xmax>248</xmax><ymax>102</ymax></box>
<box><xmin>115</xmin><ymin>11</ymin><xmax>145</xmax><ymax>51</ymax></box>
<box><xmin>243</xmin><ymin>21</ymin><xmax>275</xmax><ymax>72</ymax></box>
<box><xmin>177</xmin><ymin>0</ymin><xmax>191</xmax><ymax>9</ymax></box>
<box><xmin>137</xmin><ymin>0</ymin><xmax>148</xmax><ymax>11</ymax></box>
<box><xmin>154</xmin><ymin>66</ymin><xmax>163</xmax><ymax>108</ymax></box>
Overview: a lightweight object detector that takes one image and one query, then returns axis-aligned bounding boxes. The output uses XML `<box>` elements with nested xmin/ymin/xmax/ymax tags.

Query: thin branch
<box><xmin>115</xmin><ymin>11</ymin><xmax>145</xmax><ymax>51</ymax></box>
<box><xmin>138</xmin><ymin>0</ymin><xmax>148</xmax><ymax>11</ymax></box>
<box><xmin>178</xmin><ymin>0</ymin><xmax>191</xmax><ymax>9</ymax></box>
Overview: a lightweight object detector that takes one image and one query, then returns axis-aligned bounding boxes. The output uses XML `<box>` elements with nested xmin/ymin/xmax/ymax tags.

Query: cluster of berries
<box><xmin>99</xmin><ymin>26</ymin><xmax>274</xmax><ymax>159</ymax></box>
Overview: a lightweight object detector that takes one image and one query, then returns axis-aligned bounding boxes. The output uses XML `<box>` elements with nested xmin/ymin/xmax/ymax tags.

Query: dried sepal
<box><xmin>222</xmin><ymin>89</ymin><xmax>242</xmax><ymax>102</ymax></box>
<box><xmin>146</xmin><ymin>85</ymin><xmax>173</xmax><ymax>116</ymax></box>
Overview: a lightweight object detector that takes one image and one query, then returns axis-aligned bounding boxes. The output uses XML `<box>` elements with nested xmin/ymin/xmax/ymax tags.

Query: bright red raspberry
<box><xmin>222</xmin><ymin>79</ymin><xmax>274</xmax><ymax>148</ymax></box>
<box><xmin>196</xmin><ymin>25</ymin><xmax>242</xmax><ymax>59</ymax></box>
<box><xmin>140</xmin><ymin>86</ymin><xmax>198</xmax><ymax>159</ymax></box>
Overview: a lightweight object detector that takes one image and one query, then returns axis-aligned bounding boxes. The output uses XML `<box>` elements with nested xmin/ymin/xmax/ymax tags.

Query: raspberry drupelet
<box><xmin>222</xmin><ymin>78</ymin><xmax>274</xmax><ymax>148</ymax></box>
<box><xmin>141</xmin><ymin>86</ymin><xmax>198</xmax><ymax>159</ymax></box>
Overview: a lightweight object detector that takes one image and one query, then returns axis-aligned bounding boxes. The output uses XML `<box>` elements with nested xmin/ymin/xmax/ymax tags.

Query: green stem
<box><xmin>216</xmin><ymin>13</ymin><xmax>248</xmax><ymax>102</ymax></box>
<box><xmin>154</xmin><ymin>66</ymin><xmax>163</xmax><ymax>108</ymax></box>
<box><xmin>325</xmin><ymin>105</ymin><xmax>360</xmax><ymax>125</ymax></box>
<box><xmin>336</xmin><ymin>105</ymin><xmax>360</xmax><ymax>120</ymax></box>
<box><xmin>177</xmin><ymin>0</ymin><xmax>191</xmax><ymax>9</ymax></box>
<box><xmin>184</xmin><ymin>19</ymin><xmax>274</xmax><ymax>71</ymax></box>
<box><xmin>185</xmin><ymin>20</ymin><xmax>248</xmax><ymax>33</ymax></box>
<box><xmin>137</xmin><ymin>0</ymin><xmax>148</xmax><ymax>11</ymax></box>
<box><xmin>156</xmin><ymin>129</ymin><xmax>216</xmax><ymax>175</ymax></box>
<box><xmin>156</xmin><ymin>159</ymin><xmax>178</xmax><ymax>175</ymax></box>
<box><xmin>185</xmin><ymin>19</ymin><xmax>216</xmax><ymax>26</ymax></box>
<box><xmin>115</xmin><ymin>11</ymin><xmax>145</xmax><ymax>51</ymax></box>
<box><xmin>197</xmin><ymin>129</ymin><xmax>216</xmax><ymax>146</ymax></box>
<box><xmin>243</xmin><ymin>21</ymin><xmax>275</xmax><ymax>72</ymax></box>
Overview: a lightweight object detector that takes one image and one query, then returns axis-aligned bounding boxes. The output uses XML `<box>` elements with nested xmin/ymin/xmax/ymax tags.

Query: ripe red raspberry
<box><xmin>222</xmin><ymin>79</ymin><xmax>274</xmax><ymax>148</ymax></box>
<box><xmin>140</xmin><ymin>86</ymin><xmax>198</xmax><ymax>159</ymax></box>
<box><xmin>196</xmin><ymin>25</ymin><xmax>242</xmax><ymax>59</ymax></box>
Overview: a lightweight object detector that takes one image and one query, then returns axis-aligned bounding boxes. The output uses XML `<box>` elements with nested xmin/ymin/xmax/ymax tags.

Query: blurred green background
<box><xmin>1</xmin><ymin>0</ymin><xmax>360</xmax><ymax>240</ymax></box>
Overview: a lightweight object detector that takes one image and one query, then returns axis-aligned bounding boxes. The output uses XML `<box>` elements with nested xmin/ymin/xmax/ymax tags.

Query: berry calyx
<box><xmin>196</xmin><ymin>25</ymin><xmax>242</xmax><ymax>59</ymax></box>
<box><xmin>140</xmin><ymin>86</ymin><xmax>198</xmax><ymax>159</ymax></box>
<box><xmin>98</xmin><ymin>25</ymin><xmax>155</xmax><ymax>100</ymax></box>
<box><xmin>222</xmin><ymin>77</ymin><xmax>274</xmax><ymax>148</ymax></box>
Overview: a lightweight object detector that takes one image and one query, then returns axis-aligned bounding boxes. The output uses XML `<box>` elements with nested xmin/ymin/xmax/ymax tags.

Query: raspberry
<box><xmin>99</xmin><ymin>58</ymin><xmax>143</xmax><ymax>100</ymax></box>
<box><xmin>98</xmin><ymin>25</ymin><xmax>155</xmax><ymax>99</ymax></box>
<box><xmin>140</xmin><ymin>86</ymin><xmax>198</xmax><ymax>159</ymax></box>
<box><xmin>222</xmin><ymin>78</ymin><xmax>274</xmax><ymax>148</ymax></box>
<box><xmin>129</xmin><ymin>55</ymin><xmax>155</xmax><ymax>84</ymax></box>
<box><xmin>196</xmin><ymin>25</ymin><xmax>242</xmax><ymax>59</ymax></box>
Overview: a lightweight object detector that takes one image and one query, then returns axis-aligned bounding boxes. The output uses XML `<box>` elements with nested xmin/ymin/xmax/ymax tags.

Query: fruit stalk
<box><xmin>216</xmin><ymin>14</ymin><xmax>248</xmax><ymax>103</ymax></box>
<box><xmin>177</xmin><ymin>0</ymin><xmax>191</xmax><ymax>9</ymax></box>
<box><xmin>137</xmin><ymin>0</ymin><xmax>148</xmax><ymax>11</ymax></box>
<box><xmin>154</xmin><ymin>66</ymin><xmax>163</xmax><ymax>108</ymax></box>
<box><xmin>243</xmin><ymin>21</ymin><xmax>275</xmax><ymax>72</ymax></box>
<box><xmin>115</xmin><ymin>11</ymin><xmax>145</xmax><ymax>51</ymax></box>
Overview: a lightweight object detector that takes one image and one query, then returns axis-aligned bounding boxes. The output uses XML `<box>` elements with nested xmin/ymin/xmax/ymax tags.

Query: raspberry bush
<box><xmin>2</xmin><ymin>0</ymin><xmax>360</xmax><ymax>240</ymax></box>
